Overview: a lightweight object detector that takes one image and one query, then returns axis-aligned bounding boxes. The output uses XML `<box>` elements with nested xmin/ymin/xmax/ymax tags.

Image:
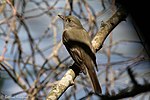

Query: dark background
<box><xmin>116</xmin><ymin>0</ymin><xmax>150</xmax><ymax>57</ymax></box>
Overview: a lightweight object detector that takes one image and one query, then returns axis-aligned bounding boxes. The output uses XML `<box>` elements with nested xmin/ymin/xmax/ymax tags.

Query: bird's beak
<box><xmin>58</xmin><ymin>15</ymin><xmax>65</xmax><ymax>20</ymax></box>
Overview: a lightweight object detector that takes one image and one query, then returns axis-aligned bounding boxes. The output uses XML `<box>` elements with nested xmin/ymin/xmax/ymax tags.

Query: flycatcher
<box><xmin>58</xmin><ymin>15</ymin><xmax>102</xmax><ymax>94</ymax></box>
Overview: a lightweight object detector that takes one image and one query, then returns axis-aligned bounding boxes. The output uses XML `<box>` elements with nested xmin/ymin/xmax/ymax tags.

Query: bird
<box><xmin>58</xmin><ymin>15</ymin><xmax>102</xmax><ymax>94</ymax></box>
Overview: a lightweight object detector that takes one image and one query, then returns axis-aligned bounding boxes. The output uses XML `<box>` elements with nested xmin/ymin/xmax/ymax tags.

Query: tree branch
<box><xmin>92</xmin><ymin>7</ymin><xmax>128</xmax><ymax>52</ymax></box>
<box><xmin>127</xmin><ymin>67</ymin><xmax>139</xmax><ymax>86</ymax></box>
<box><xmin>100</xmin><ymin>84</ymin><xmax>150</xmax><ymax>100</ymax></box>
<box><xmin>80</xmin><ymin>84</ymin><xmax>150</xmax><ymax>100</ymax></box>
<box><xmin>46</xmin><ymin>7</ymin><xmax>128</xmax><ymax>100</ymax></box>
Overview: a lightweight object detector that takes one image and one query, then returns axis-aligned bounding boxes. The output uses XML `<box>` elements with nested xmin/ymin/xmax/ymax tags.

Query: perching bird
<box><xmin>58</xmin><ymin>15</ymin><xmax>102</xmax><ymax>94</ymax></box>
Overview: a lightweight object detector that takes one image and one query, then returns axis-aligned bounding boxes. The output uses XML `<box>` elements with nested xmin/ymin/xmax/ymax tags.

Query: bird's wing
<box><xmin>62</xmin><ymin>30</ymin><xmax>87</xmax><ymax>73</ymax></box>
<box><xmin>62</xmin><ymin>29</ymin><xmax>97</xmax><ymax>71</ymax></box>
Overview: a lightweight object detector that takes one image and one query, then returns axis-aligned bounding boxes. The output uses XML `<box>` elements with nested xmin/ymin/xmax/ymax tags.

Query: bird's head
<box><xmin>58</xmin><ymin>15</ymin><xmax>83</xmax><ymax>29</ymax></box>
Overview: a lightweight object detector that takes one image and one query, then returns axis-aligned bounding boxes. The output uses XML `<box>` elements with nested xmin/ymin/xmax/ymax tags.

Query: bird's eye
<box><xmin>66</xmin><ymin>19</ymin><xmax>71</xmax><ymax>22</ymax></box>
<box><xmin>68</xmin><ymin>19</ymin><xmax>71</xmax><ymax>22</ymax></box>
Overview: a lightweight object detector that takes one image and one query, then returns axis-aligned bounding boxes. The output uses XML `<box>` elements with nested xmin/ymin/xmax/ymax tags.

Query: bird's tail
<box><xmin>86</xmin><ymin>67</ymin><xmax>102</xmax><ymax>94</ymax></box>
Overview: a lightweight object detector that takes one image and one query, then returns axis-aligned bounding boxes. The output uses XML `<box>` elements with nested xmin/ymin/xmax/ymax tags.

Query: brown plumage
<box><xmin>58</xmin><ymin>15</ymin><xmax>102</xmax><ymax>94</ymax></box>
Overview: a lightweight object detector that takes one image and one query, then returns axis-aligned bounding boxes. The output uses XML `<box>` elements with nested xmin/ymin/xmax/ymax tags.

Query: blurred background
<box><xmin>0</xmin><ymin>0</ymin><xmax>150</xmax><ymax>99</ymax></box>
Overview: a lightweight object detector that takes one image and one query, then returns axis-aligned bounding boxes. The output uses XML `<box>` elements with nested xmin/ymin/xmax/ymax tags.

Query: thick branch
<box><xmin>92</xmin><ymin>7</ymin><xmax>128</xmax><ymax>52</ymax></box>
<box><xmin>46</xmin><ymin>69</ymin><xmax>76</xmax><ymax>100</ymax></box>
<box><xmin>80</xmin><ymin>84</ymin><xmax>150</xmax><ymax>100</ymax></box>
<box><xmin>46</xmin><ymin>7</ymin><xmax>128</xmax><ymax>99</ymax></box>
<box><xmin>100</xmin><ymin>84</ymin><xmax>150</xmax><ymax>100</ymax></box>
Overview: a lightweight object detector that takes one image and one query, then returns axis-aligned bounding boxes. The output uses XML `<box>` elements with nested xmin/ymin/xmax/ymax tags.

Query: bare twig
<box><xmin>127</xmin><ymin>67</ymin><xmax>139</xmax><ymax>86</ymax></box>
